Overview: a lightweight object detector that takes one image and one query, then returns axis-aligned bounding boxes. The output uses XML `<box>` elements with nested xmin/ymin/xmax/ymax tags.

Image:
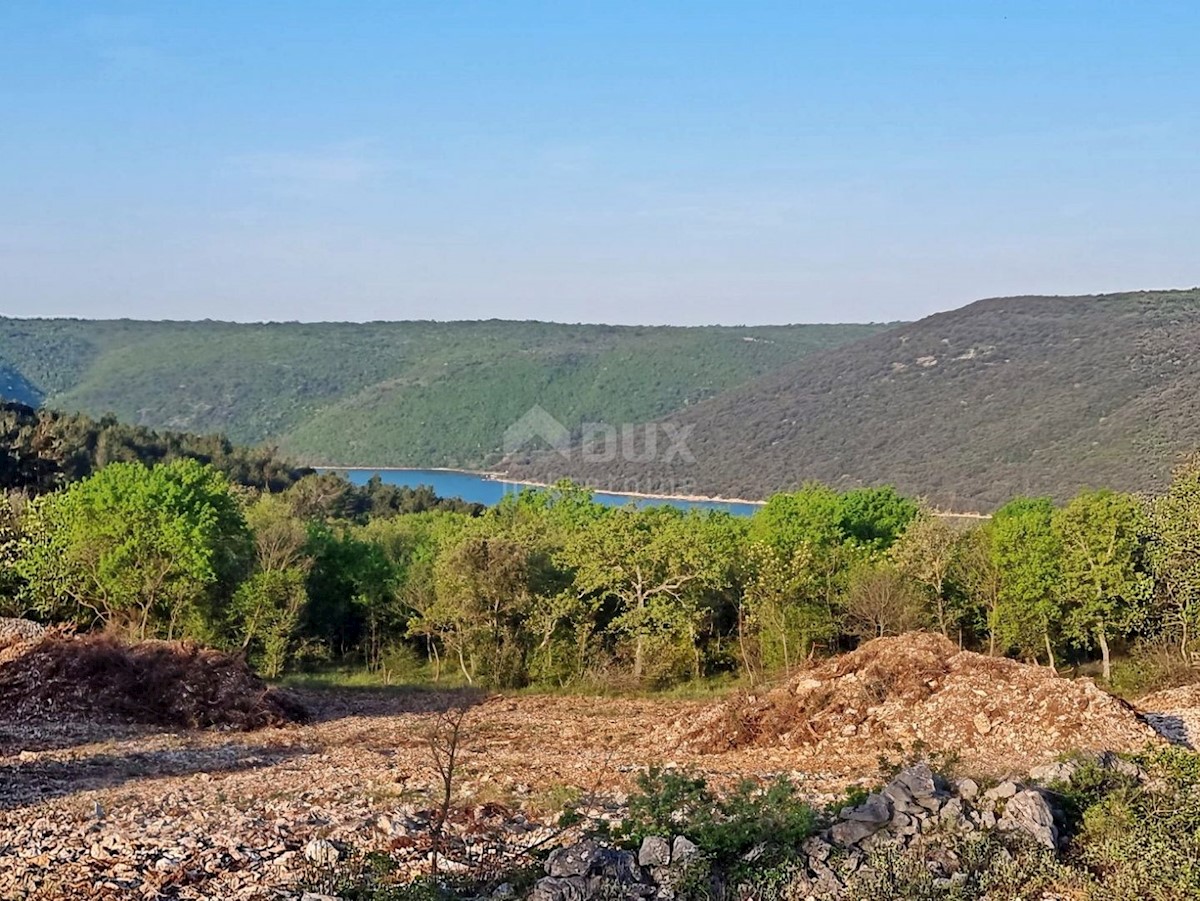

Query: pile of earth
<box><xmin>0</xmin><ymin>627</ymin><xmax>309</xmax><ymax>731</ymax></box>
<box><xmin>680</xmin><ymin>632</ymin><xmax>1161</xmax><ymax>772</ymax></box>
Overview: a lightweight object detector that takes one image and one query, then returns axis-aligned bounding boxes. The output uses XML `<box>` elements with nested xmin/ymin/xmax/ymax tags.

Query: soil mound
<box><xmin>681</xmin><ymin>633</ymin><xmax>1159</xmax><ymax>771</ymax></box>
<box><xmin>0</xmin><ymin>633</ymin><xmax>309</xmax><ymax>730</ymax></box>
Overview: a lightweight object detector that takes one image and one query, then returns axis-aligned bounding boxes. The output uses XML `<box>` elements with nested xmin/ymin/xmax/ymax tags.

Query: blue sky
<box><xmin>2</xmin><ymin>2</ymin><xmax>1197</xmax><ymax>324</ymax></box>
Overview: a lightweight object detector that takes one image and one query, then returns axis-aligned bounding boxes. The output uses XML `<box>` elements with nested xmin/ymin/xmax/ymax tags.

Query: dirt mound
<box><xmin>0</xmin><ymin>633</ymin><xmax>309</xmax><ymax>731</ymax></box>
<box><xmin>682</xmin><ymin>633</ymin><xmax>1160</xmax><ymax>772</ymax></box>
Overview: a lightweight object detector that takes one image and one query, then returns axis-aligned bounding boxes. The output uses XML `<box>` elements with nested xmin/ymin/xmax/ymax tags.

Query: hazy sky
<box><xmin>2</xmin><ymin>2</ymin><xmax>1197</xmax><ymax>325</ymax></box>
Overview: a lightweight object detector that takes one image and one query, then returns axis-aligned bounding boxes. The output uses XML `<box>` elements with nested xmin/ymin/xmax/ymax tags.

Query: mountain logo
<box><xmin>503</xmin><ymin>405</ymin><xmax>572</xmax><ymax>457</ymax></box>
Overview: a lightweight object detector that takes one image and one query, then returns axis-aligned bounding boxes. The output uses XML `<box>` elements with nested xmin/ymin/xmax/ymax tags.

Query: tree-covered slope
<box><xmin>504</xmin><ymin>289</ymin><xmax>1200</xmax><ymax>510</ymax></box>
<box><xmin>0</xmin><ymin>318</ymin><xmax>886</xmax><ymax>469</ymax></box>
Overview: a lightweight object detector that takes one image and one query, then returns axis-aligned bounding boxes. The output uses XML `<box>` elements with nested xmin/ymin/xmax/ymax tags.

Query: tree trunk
<box><xmin>1098</xmin><ymin>631</ymin><xmax>1111</xmax><ymax>682</ymax></box>
<box><xmin>1043</xmin><ymin>632</ymin><xmax>1057</xmax><ymax>672</ymax></box>
<box><xmin>632</xmin><ymin>593</ymin><xmax>646</xmax><ymax>681</ymax></box>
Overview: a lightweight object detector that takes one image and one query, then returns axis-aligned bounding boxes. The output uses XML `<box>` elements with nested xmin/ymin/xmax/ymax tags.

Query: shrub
<box><xmin>614</xmin><ymin>767</ymin><xmax>819</xmax><ymax>869</ymax></box>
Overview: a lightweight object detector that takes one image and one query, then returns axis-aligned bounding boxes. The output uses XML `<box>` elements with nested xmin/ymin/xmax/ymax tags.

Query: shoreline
<box><xmin>315</xmin><ymin>465</ymin><xmax>990</xmax><ymax>517</ymax></box>
<box><xmin>314</xmin><ymin>464</ymin><xmax>766</xmax><ymax>507</ymax></box>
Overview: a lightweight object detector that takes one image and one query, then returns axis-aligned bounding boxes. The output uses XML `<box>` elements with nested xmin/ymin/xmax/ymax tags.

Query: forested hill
<box><xmin>0</xmin><ymin>318</ymin><xmax>886</xmax><ymax>469</ymax></box>
<box><xmin>503</xmin><ymin>289</ymin><xmax>1200</xmax><ymax>511</ymax></box>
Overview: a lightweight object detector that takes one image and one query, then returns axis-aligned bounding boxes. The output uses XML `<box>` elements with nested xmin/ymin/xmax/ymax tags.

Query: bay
<box><xmin>330</xmin><ymin>468</ymin><xmax>762</xmax><ymax>516</ymax></box>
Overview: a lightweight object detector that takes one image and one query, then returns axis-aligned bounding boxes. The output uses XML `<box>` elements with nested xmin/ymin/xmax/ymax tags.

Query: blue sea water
<box><xmin>332</xmin><ymin>468</ymin><xmax>762</xmax><ymax>516</ymax></box>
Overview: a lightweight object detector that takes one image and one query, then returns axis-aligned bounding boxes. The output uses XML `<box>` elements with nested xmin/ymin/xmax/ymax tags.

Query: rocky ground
<box><xmin>3</xmin><ymin>632</ymin><xmax>1200</xmax><ymax>900</ymax></box>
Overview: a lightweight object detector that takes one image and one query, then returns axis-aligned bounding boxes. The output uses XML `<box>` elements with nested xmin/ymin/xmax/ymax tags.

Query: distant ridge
<box><xmin>503</xmin><ymin>289</ymin><xmax>1200</xmax><ymax>510</ymax></box>
<box><xmin>0</xmin><ymin>318</ymin><xmax>886</xmax><ymax>471</ymax></box>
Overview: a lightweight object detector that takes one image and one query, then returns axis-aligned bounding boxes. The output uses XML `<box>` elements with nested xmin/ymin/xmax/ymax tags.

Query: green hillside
<box><xmin>504</xmin><ymin>289</ymin><xmax>1200</xmax><ymax>511</ymax></box>
<box><xmin>0</xmin><ymin>318</ymin><xmax>887</xmax><ymax>469</ymax></box>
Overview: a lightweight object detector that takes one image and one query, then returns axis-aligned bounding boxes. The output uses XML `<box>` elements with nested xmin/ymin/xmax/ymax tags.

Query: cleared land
<box><xmin>1</xmin><ymin>632</ymin><xmax>1195</xmax><ymax>900</ymax></box>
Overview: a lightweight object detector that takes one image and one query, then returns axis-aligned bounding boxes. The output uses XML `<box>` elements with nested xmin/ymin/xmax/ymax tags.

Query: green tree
<box><xmin>560</xmin><ymin>506</ymin><xmax>731</xmax><ymax>684</ymax></box>
<box><xmin>990</xmin><ymin>497</ymin><xmax>1063</xmax><ymax>668</ymax></box>
<box><xmin>230</xmin><ymin>494</ymin><xmax>313</xmax><ymax>676</ymax></box>
<box><xmin>1149</xmin><ymin>454</ymin><xmax>1200</xmax><ymax>659</ymax></box>
<box><xmin>890</xmin><ymin>510</ymin><xmax>962</xmax><ymax>638</ymax></box>
<box><xmin>738</xmin><ymin>540</ymin><xmax>833</xmax><ymax>681</ymax></box>
<box><xmin>16</xmin><ymin>459</ymin><xmax>250</xmax><ymax>639</ymax></box>
<box><xmin>840</xmin><ymin>486</ymin><xmax>919</xmax><ymax>551</ymax></box>
<box><xmin>1054</xmin><ymin>489</ymin><xmax>1152</xmax><ymax>680</ymax></box>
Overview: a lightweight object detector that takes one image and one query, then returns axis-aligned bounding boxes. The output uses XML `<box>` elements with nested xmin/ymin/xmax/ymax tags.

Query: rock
<box><xmin>997</xmin><ymin>790</ymin><xmax>1059</xmax><ymax>848</ymax></box>
<box><xmin>955</xmin><ymin>777</ymin><xmax>980</xmax><ymax>800</ymax></box>
<box><xmin>842</xmin><ymin>793</ymin><xmax>891</xmax><ymax>824</ymax></box>
<box><xmin>592</xmin><ymin>849</ymin><xmax>642</xmax><ymax>884</ymax></box>
<box><xmin>939</xmin><ymin>797</ymin><xmax>967</xmax><ymax>831</ymax></box>
<box><xmin>896</xmin><ymin>763</ymin><xmax>938</xmax><ymax>799</ymax></box>
<box><xmin>1029</xmin><ymin>760</ymin><xmax>1078</xmax><ymax>784</ymax></box>
<box><xmin>492</xmin><ymin>884</ymin><xmax>516</xmax><ymax>899</ymax></box>
<box><xmin>546</xmin><ymin>840</ymin><xmax>601</xmax><ymax>878</ymax></box>
<box><xmin>801</xmin><ymin>835</ymin><xmax>833</xmax><ymax>863</ymax></box>
<box><xmin>529</xmin><ymin>876</ymin><xmax>595</xmax><ymax>901</ymax></box>
<box><xmin>671</xmin><ymin>836</ymin><xmax>699</xmax><ymax>864</ymax></box>
<box><xmin>973</xmin><ymin>712</ymin><xmax>993</xmax><ymax>735</ymax></box>
<box><xmin>303</xmin><ymin>838</ymin><xmax>340</xmax><ymax>866</ymax></box>
<box><xmin>300</xmin><ymin>894</ymin><xmax>342</xmax><ymax>901</ymax></box>
<box><xmin>830</xmin><ymin>817</ymin><xmax>887</xmax><ymax>845</ymax></box>
<box><xmin>638</xmin><ymin>836</ymin><xmax>671</xmax><ymax>868</ymax></box>
<box><xmin>983</xmin><ymin>780</ymin><xmax>1019</xmax><ymax>802</ymax></box>
<box><xmin>1099</xmin><ymin>751</ymin><xmax>1147</xmax><ymax>781</ymax></box>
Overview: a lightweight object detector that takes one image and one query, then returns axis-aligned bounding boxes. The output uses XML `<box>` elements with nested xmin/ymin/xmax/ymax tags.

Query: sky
<box><xmin>1</xmin><ymin>1</ymin><xmax>1197</xmax><ymax>325</ymax></box>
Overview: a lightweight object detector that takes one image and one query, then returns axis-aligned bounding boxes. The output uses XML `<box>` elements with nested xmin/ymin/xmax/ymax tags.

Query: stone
<box><xmin>303</xmin><ymin>838</ymin><xmax>340</xmax><ymax>867</ymax></box>
<box><xmin>547</xmin><ymin>841</ymin><xmax>602</xmax><ymax>878</ymax></box>
<box><xmin>592</xmin><ymin>849</ymin><xmax>642</xmax><ymax>884</ymax></box>
<box><xmin>939</xmin><ymin>797</ymin><xmax>967</xmax><ymax>831</ymax></box>
<box><xmin>1028</xmin><ymin>760</ymin><xmax>1078</xmax><ymax>784</ymax></box>
<box><xmin>954</xmin><ymin>777</ymin><xmax>980</xmax><ymax>800</ymax></box>
<box><xmin>973</xmin><ymin>712</ymin><xmax>993</xmax><ymax>735</ymax></box>
<box><xmin>671</xmin><ymin>836</ymin><xmax>699</xmax><ymax>864</ymax></box>
<box><xmin>638</xmin><ymin>836</ymin><xmax>671</xmax><ymax>868</ymax></box>
<box><xmin>801</xmin><ymin>836</ymin><xmax>833</xmax><ymax>863</ymax></box>
<box><xmin>842</xmin><ymin>793</ymin><xmax>891</xmax><ymax>824</ymax></box>
<box><xmin>529</xmin><ymin>876</ymin><xmax>598</xmax><ymax>901</ymax></box>
<box><xmin>997</xmin><ymin>790</ymin><xmax>1058</xmax><ymax>849</ymax></box>
<box><xmin>896</xmin><ymin>763</ymin><xmax>938</xmax><ymax>799</ymax></box>
<box><xmin>983</xmin><ymin>780</ymin><xmax>1018</xmax><ymax>802</ymax></box>
<box><xmin>830</xmin><ymin>817</ymin><xmax>887</xmax><ymax>845</ymax></box>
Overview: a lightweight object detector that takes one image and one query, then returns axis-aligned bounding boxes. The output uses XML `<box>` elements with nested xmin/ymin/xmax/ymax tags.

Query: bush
<box><xmin>613</xmin><ymin>767</ymin><xmax>819</xmax><ymax>869</ymax></box>
<box><xmin>1066</xmin><ymin>746</ymin><xmax>1200</xmax><ymax>899</ymax></box>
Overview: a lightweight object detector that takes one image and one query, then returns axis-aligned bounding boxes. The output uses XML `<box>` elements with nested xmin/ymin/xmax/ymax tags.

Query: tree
<box><xmin>430</xmin><ymin>527</ymin><xmax>538</xmax><ymax>687</ymax></box>
<box><xmin>16</xmin><ymin>460</ymin><xmax>250</xmax><ymax>639</ymax></box>
<box><xmin>1149</xmin><ymin>454</ymin><xmax>1200</xmax><ymax>659</ymax></box>
<box><xmin>229</xmin><ymin>494</ymin><xmax>313</xmax><ymax>676</ymax></box>
<box><xmin>560</xmin><ymin>506</ymin><xmax>730</xmax><ymax>684</ymax></box>
<box><xmin>840</xmin><ymin>486</ymin><xmax>919</xmax><ymax>551</ymax></box>
<box><xmin>1054</xmin><ymin>490</ymin><xmax>1152</xmax><ymax>680</ymax></box>
<box><xmin>890</xmin><ymin>510</ymin><xmax>961</xmax><ymax>638</ymax></box>
<box><xmin>738</xmin><ymin>540</ymin><xmax>833</xmax><ymax>681</ymax></box>
<box><xmin>990</xmin><ymin>497</ymin><xmax>1063</xmax><ymax>668</ymax></box>
<box><xmin>949</xmin><ymin>524</ymin><xmax>1001</xmax><ymax>653</ymax></box>
<box><xmin>749</xmin><ymin>484</ymin><xmax>845</xmax><ymax>556</ymax></box>
<box><xmin>842</xmin><ymin>562</ymin><xmax>924</xmax><ymax>640</ymax></box>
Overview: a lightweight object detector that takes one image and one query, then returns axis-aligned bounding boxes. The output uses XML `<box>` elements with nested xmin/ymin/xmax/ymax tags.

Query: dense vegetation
<box><xmin>0</xmin><ymin>318</ymin><xmax>884</xmax><ymax>469</ymax></box>
<box><xmin>7</xmin><ymin>410</ymin><xmax>1200</xmax><ymax>691</ymax></box>
<box><xmin>508</xmin><ymin>289</ymin><xmax>1200</xmax><ymax>510</ymax></box>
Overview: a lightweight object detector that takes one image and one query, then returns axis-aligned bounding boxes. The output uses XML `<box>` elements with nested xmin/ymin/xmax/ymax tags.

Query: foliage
<box><xmin>614</xmin><ymin>767</ymin><xmax>819</xmax><ymax>868</ymax></box>
<box><xmin>504</xmin><ymin>289</ymin><xmax>1200</xmax><ymax>512</ymax></box>
<box><xmin>16</xmin><ymin>459</ymin><xmax>250</xmax><ymax>639</ymax></box>
<box><xmin>990</xmin><ymin>497</ymin><xmax>1062</xmax><ymax>666</ymax></box>
<box><xmin>0</xmin><ymin>318</ymin><xmax>883</xmax><ymax>470</ymax></box>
